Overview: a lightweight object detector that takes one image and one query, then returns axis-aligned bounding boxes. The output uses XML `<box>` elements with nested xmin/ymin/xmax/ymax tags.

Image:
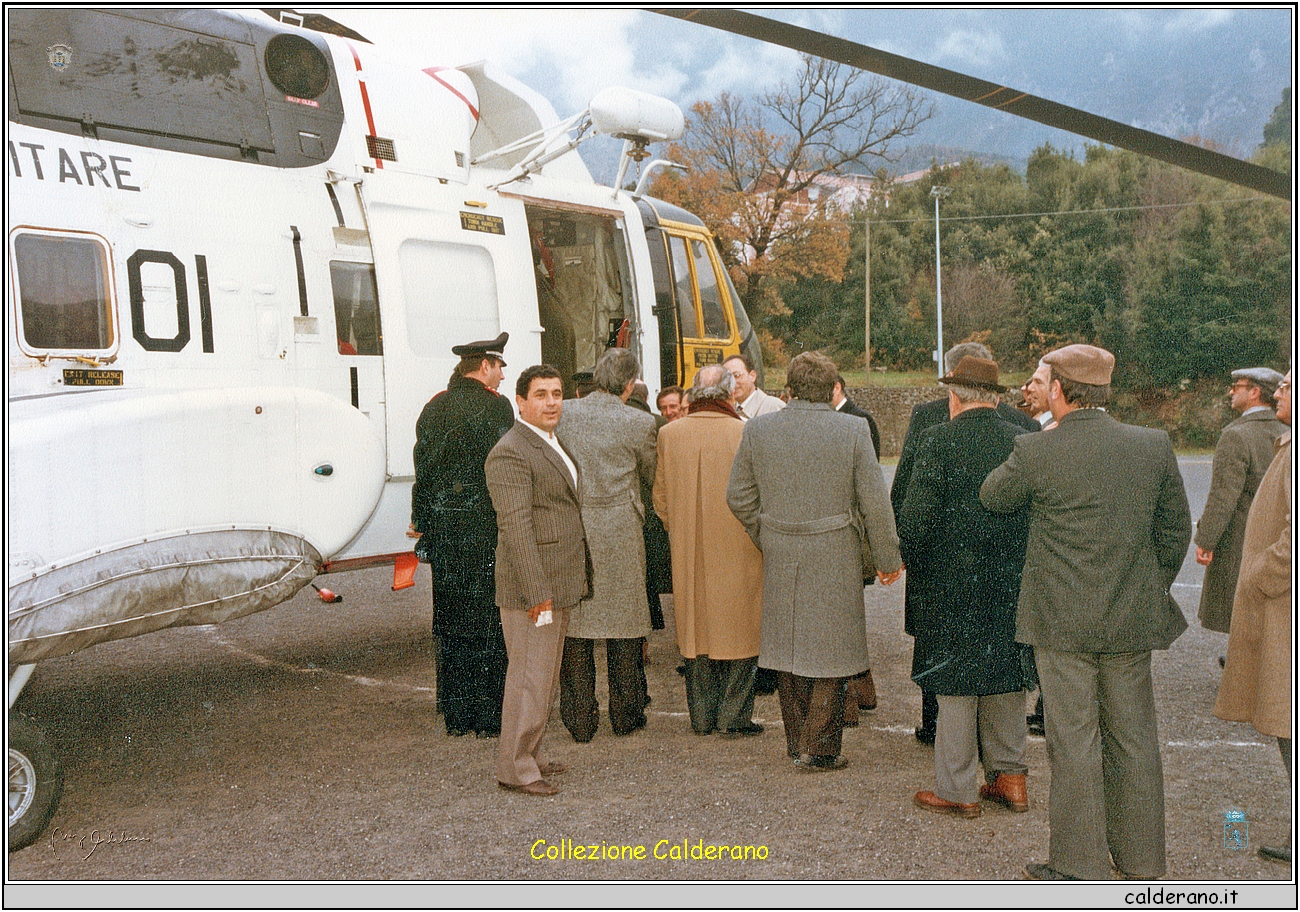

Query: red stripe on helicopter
<box><xmin>347</xmin><ymin>41</ymin><xmax>384</xmax><ymax>170</ymax></box>
<box><xmin>422</xmin><ymin>67</ymin><xmax>480</xmax><ymax>122</ymax></box>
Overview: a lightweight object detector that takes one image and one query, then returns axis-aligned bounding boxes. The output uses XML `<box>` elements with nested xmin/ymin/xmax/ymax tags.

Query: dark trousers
<box><xmin>776</xmin><ymin>672</ymin><xmax>847</xmax><ymax>759</ymax></box>
<box><xmin>560</xmin><ymin>636</ymin><xmax>647</xmax><ymax>741</ymax></box>
<box><xmin>683</xmin><ymin>656</ymin><xmax>758</xmax><ymax>734</ymax></box>
<box><xmin>921</xmin><ymin>689</ymin><xmax>939</xmax><ymax>731</ymax></box>
<box><xmin>439</xmin><ymin>630</ymin><xmax>508</xmax><ymax>735</ymax></box>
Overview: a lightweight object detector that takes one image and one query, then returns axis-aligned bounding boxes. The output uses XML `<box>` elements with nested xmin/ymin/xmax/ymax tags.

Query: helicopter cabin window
<box><xmin>398</xmin><ymin>240</ymin><xmax>499</xmax><ymax>357</ymax></box>
<box><xmin>666</xmin><ymin>235</ymin><xmax>699</xmax><ymax>339</ymax></box>
<box><xmin>526</xmin><ymin>206</ymin><xmax>634</xmax><ymax>398</ymax></box>
<box><xmin>12</xmin><ymin>231</ymin><xmax>115</xmax><ymax>353</ymax></box>
<box><xmin>691</xmin><ymin>238</ymin><xmax>730</xmax><ymax>340</ymax></box>
<box><xmin>330</xmin><ymin>262</ymin><xmax>382</xmax><ymax>355</ymax></box>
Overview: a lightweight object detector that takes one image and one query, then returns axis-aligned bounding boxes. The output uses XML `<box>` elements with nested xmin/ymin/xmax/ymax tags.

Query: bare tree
<box><xmin>654</xmin><ymin>55</ymin><xmax>933</xmax><ymax>324</ymax></box>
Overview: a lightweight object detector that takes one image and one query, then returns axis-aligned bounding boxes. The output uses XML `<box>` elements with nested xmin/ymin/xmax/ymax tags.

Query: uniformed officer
<box><xmin>410</xmin><ymin>332</ymin><xmax>517</xmax><ymax>738</ymax></box>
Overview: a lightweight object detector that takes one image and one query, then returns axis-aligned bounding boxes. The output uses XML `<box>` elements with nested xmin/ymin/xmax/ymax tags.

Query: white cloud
<box><xmin>1163</xmin><ymin>9</ymin><xmax>1235</xmax><ymax>34</ymax></box>
<box><xmin>322</xmin><ymin>9</ymin><xmax>679</xmax><ymax>113</ymax></box>
<box><xmin>931</xmin><ymin>29</ymin><xmax>1008</xmax><ymax>68</ymax></box>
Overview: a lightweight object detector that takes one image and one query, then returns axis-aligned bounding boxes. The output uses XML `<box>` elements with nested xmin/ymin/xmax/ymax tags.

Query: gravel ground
<box><xmin>6</xmin><ymin>460</ymin><xmax>1294</xmax><ymax>902</ymax></box>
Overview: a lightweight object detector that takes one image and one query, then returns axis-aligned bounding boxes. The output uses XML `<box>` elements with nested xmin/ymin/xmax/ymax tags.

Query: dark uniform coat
<box><xmin>892</xmin><ymin>397</ymin><xmax>1037</xmax><ymax>637</ymax></box>
<box><xmin>1194</xmin><ymin>409</ymin><xmax>1286</xmax><ymax>632</ymax></box>
<box><xmin>897</xmin><ymin>408</ymin><xmax>1031</xmax><ymax>695</ymax></box>
<box><xmin>411</xmin><ymin>374</ymin><xmax>516</xmax><ymax>638</ymax></box>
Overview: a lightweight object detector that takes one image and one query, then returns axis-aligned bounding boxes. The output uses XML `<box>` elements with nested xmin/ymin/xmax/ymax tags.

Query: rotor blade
<box><xmin>651</xmin><ymin>8</ymin><xmax>1290</xmax><ymax>201</ymax></box>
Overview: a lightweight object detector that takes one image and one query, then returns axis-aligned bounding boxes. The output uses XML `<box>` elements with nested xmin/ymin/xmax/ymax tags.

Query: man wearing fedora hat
<box><xmin>898</xmin><ymin>356</ymin><xmax>1034</xmax><ymax>820</ymax></box>
<box><xmin>411</xmin><ymin>332</ymin><xmax>516</xmax><ymax>738</ymax></box>
<box><xmin>1194</xmin><ymin>367</ymin><xmax>1286</xmax><ymax>638</ymax></box>
<box><xmin>892</xmin><ymin>341</ymin><xmax>1039</xmax><ymax>745</ymax></box>
<box><xmin>981</xmin><ymin>343</ymin><xmax>1192</xmax><ymax>881</ymax></box>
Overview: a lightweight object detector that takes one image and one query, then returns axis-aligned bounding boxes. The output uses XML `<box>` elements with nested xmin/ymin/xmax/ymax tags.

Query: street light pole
<box><xmin>863</xmin><ymin>218</ymin><xmax>871</xmax><ymax>380</ymax></box>
<box><xmin>930</xmin><ymin>185</ymin><xmax>952</xmax><ymax>380</ymax></box>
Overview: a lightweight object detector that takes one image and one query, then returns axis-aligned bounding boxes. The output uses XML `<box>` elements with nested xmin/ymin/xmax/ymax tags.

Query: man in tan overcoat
<box><xmin>1215</xmin><ymin>368</ymin><xmax>1292</xmax><ymax>865</ymax></box>
<box><xmin>654</xmin><ymin>364</ymin><xmax>764</xmax><ymax>737</ymax></box>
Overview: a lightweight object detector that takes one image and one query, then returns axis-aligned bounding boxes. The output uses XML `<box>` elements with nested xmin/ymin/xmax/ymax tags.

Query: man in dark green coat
<box><xmin>899</xmin><ymin>356</ymin><xmax>1032</xmax><ymax>820</ymax></box>
<box><xmin>411</xmin><ymin>333</ymin><xmax>516</xmax><ymax>738</ymax></box>
<box><xmin>981</xmin><ymin>344</ymin><xmax>1192</xmax><ymax>881</ymax></box>
<box><xmin>1194</xmin><ymin>367</ymin><xmax>1286</xmax><ymax>634</ymax></box>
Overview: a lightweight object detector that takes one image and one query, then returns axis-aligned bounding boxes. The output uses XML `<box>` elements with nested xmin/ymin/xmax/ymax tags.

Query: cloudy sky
<box><xmin>325</xmin><ymin>7</ymin><xmax>1293</xmax><ymax>176</ymax></box>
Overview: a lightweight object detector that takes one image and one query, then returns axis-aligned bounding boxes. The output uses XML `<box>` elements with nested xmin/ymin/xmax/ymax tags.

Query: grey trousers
<box><xmin>934</xmin><ymin>691</ymin><xmax>1028</xmax><ymax>805</ymax></box>
<box><xmin>1036</xmin><ymin>648</ymin><xmax>1166</xmax><ymax>881</ymax></box>
<box><xmin>683</xmin><ymin>656</ymin><xmax>757</xmax><ymax>735</ymax></box>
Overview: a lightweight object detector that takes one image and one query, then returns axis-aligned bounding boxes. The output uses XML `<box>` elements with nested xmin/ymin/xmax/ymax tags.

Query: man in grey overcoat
<box><xmin>981</xmin><ymin>344</ymin><xmax>1193</xmax><ymax>881</ymax></box>
<box><xmin>555</xmin><ymin>348</ymin><xmax>658</xmax><ymax>741</ymax></box>
<box><xmin>727</xmin><ymin>351</ymin><xmax>903</xmax><ymax>772</ymax></box>
<box><xmin>1194</xmin><ymin>367</ymin><xmax>1286</xmax><ymax>635</ymax></box>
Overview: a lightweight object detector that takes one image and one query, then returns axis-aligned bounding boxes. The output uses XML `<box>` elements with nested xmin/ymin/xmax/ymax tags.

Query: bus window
<box><xmin>691</xmin><ymin>238</ymin><xmax>729</xmax><ymax>340</ymax></box>
<box><xmin>667</xmin><ymin>235</ymin><xmax>698</xmax><ymax>339</ymax></box>
<box><xmin>12</xmin><ymin>231</ymin><xmax>115</xmax><ymax>353</ymax></box>
<box><xmin>330</xmin><ymin>261</ymin><xmax>382</xmax><ymax>355</ymax></box>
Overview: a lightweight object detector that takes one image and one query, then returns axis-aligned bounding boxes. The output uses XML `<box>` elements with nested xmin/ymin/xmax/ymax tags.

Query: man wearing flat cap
<box><xmin>898</xmin><ymin>356</ymin><xmax>1034</xmax><ymax>821</ymax></box>
<box><xmin>981</xmin><ymin>343</ymin><xmax>1192</xmax><ymax>881</ymax></box>
<box><xmin>411</xmin><ymin>332</ymin><xmax>516</xmax><ymax>738</ymax></box>
<box><xmin>1194</xmin><ymin>367</ymin><xmax>1286</xmax><ymax>637</ymax></box>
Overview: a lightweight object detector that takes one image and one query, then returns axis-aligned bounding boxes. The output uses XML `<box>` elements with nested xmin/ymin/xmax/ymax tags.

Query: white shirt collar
<box><xmin>1242</xmin><ymin>405</ymin><xmax>1271</xmax><ymax>417</ymax></box>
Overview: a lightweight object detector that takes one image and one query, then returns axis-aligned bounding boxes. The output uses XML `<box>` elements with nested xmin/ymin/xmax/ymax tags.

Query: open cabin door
<box><xmin>359</xmin><ymin>171</ymin><xmax>537</xmax><ymax>480</ymax></box>
<box><xmin>518</xmin><ymin>199</ymin><xmax>640</xmax><ymax>400</ymax></box>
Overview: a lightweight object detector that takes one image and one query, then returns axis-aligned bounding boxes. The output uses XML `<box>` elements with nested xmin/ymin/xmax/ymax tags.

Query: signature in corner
<box><xmin>48</xmin><ymin>826</ymin><xmax>152</xmax><ymax>860</ymax></box>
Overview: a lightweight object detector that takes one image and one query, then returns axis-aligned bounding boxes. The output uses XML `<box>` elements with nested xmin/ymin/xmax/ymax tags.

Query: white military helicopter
<box><xmin>6</xmin><ymin>8</ymin><xmax>763</xmax><ymax>850</ymax></box>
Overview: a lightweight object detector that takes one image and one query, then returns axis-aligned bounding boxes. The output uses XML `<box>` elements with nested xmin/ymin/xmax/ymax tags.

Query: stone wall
<box><xmin>846</xmin><ymin>386</ymin><xmax>944</xmax><ymax>459</ymax></box>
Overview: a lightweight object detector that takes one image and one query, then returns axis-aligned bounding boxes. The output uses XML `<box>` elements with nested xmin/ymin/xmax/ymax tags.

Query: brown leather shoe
<box><xmin>498</xmin><ymin>779</ymin><xmax>559</xmax><ymax>796</ymax></box>
<box><xmin>538</xmin><ymin>761</ymin><xmax>567</xmax><ymax>776</ymax></box>
<box><xmin>913</xmin><ymin>790</ymin><xmax>980</xmax><ymax>818</ymax></box>
<box><xmin>980</xmin><ymin>772</ymin><xmax>1029</xmax><ymax>812</ymax></box>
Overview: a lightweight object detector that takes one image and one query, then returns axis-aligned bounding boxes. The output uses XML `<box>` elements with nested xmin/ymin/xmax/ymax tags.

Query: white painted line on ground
<box><xmin>207</xmin><ymin>630</ymin><xmax>437</xmax><ymax>696</ymax></box>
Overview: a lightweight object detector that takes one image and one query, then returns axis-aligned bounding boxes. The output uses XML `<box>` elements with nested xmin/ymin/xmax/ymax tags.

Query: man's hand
<box><xmin>528</xmin><ymin>598</ymin><xmax>554</xmax><ymax>623</ymax></box>
<box><xmin>1195</xmin><ymin>547</ymin><xmax>1213</xmax><ymax>566</ymax></box>
<box><xmin>877</xmin><ymin>568</ymin><xmax>903</xmax><ymax>586</ymax></box>
<box><xmin>406</xmin><ymin>522</ymin><xmax>420</xmax><ymax>540</ymax></box>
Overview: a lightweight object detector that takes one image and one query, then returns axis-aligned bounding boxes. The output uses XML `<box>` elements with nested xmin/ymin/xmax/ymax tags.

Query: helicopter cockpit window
<box><xmin>526</xmin><ymin>206</ymin><xmax>634</xmax><ymax>398</ymax></box>
<box><xmin>691</xmin><ymin>238</ymin><xmax>730</xmax><ymax>340</ymax></box>
<box><xmin>12</xmin><ymin>231</ymin><xmax>116</xmax><ymax>354</ymax></box>
<box><xmin>667</xmin><ymin>235</ymin><xmax>699</xmax><ymax>339</ymax></box>
<box><xmin>330</xmin><ymin>261</ymin><xmax>382</xmax><ymax>356</ymax></box>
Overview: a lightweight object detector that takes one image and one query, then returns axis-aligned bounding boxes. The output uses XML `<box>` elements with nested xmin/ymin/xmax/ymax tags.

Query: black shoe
<box><xmin>793</xmin><ymin>753</ymin><xmax>849</xmax><ymax>772</ymax></box>
<box><xmin>613</xmin><ymin>714</ymin><xmax>647</xmax><ymax>736</ymax></box>
<box><xmin>1026</xmin><ymin>715</ymin><xmax>1045</xmax><ymax>737</ymax></box>
<box><xmin>1218</xmin><ymin>655</ymin><xmax>1226</xmax><ymax>669</ymax></box>
<box><xmin>475</xmin><ymin>729</ymin><xmax>500</xmax><ymax>739</ymax></box>
<box><xmin>1259</xmin><ymin>844</ymin><xmax>1292</xmax><ymax>864</ymax></box>
<box><xmin>719</xmin><ymin>722</ymin><xmax>764</xmax><ymax>739</ymax></box>
<box><xmin>1023</xmin><ymin>863</ymin><xmax>1080</xmax><ymax>881</ymax></box>
<box><xmin>915</xmin><ymin>725</ymin><xmax>936</xmax><ymax>746</ymax></box>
